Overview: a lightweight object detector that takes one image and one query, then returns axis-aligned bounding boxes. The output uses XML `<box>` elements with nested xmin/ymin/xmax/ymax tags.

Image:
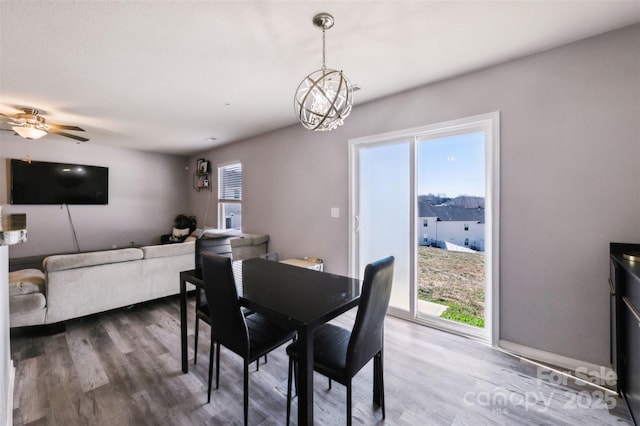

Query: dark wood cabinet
<box><xmin>610</xmin><ymin>243</ymin><xmax>640</xmax><ymax>425</ymax></box>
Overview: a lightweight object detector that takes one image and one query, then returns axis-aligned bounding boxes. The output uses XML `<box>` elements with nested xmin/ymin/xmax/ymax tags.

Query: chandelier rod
<box><xmin>322</xmin><ymin>28</ymin><xmax>326</xmax><ymax>70</ymax></box>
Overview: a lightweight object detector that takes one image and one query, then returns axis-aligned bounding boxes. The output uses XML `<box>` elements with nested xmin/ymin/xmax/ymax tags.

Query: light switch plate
<box><xmin>331</xmin><ymin>207</ymin><xmax>340</xmax><ymax>218</ymax></box>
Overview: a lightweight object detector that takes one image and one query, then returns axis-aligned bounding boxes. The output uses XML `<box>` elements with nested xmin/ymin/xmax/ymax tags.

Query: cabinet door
<box><xmin>610</xmin><ymin>258</ymin><xmax>618</xmax><ymax>370</ymax></box>
<box><xmin>610</xmin><ymin>257</ymin><xmax>625</xmax><ymax>394</ymax></box>
<box><xmin>623</xmin><ymin>297</ymin><xmax>640</xmax><ymax>423</ymax></box>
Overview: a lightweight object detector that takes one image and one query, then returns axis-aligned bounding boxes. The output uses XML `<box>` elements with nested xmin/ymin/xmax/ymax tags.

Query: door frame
<box><xmin>348</xmin><ymin>112</ymin><xmax>500</xmax><ymax>345</ymax></box>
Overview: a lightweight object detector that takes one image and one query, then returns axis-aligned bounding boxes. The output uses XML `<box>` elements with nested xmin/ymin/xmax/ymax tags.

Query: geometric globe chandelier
<box><xmin>294</xmin><ymin>13</ymin><xmax>353</xmax><ymax>131</ymax></box>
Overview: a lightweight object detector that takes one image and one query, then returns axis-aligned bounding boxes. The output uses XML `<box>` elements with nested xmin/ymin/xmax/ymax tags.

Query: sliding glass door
<box><xmin>349</xmin><ymin>113</ymin><xmax>499</xmax><ymax>343</ymax></box>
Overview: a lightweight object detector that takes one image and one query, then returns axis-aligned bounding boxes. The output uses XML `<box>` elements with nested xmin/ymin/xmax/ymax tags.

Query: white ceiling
<box><xmin>1</xmin><ymin>1</ymin><xmax>639</xmax><ymax>156</ymax></box>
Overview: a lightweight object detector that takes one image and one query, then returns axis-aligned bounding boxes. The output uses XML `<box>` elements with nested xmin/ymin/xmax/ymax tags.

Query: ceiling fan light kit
<box><xmin>12</xmin><ymin>124</ymin><xmax>47</xmax><ymax>140</ymax></box>
<box><xmin>294</xmin><ymin>12</ymin><xmax>353</xmax><ymax>132</ymax></box>
<box><xmin>1</xmin><ymin>108</ymin><xmax>89</xmax><ymax>142</ymax></box>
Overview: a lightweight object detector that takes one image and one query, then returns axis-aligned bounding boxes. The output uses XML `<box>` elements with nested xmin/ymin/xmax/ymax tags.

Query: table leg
<box><xmin>297</xmin><ymin>327</ymin><xmax>314</xmax><ymax>425</ymax></box>
<box><xmin>180</xmin><ymin>277</ymin><xmax>188</xmax><ymax>373</ymax></box>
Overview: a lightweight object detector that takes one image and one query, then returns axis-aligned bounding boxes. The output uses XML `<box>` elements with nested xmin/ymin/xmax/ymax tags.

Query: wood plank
<box><xmin>10</xmin><ymin>295</ymin><xmax>633</xmax><ymax>425</ymax></box>
<box><xmin>65</xmin><ymin>319</ymin><xmax>111</xmax><ymax>393</ymax></box>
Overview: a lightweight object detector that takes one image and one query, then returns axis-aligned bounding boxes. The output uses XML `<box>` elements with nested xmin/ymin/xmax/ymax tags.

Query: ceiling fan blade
<box><xmin>48</xmin><ymin>128</ymin><xmax>90</xmax><ymax>142</ymax></box>
<box><xmin>48</xmin><ymin>123</ymin><xmax>86</xmax><ymax>132</ymax></box>
<box><xmin>0</xmin><ymin>112</ymin><xmax>20</xmax><ymax>122</ymax></box>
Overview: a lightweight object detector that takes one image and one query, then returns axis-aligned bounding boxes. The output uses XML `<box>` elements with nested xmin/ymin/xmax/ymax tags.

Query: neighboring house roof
<box><xmin>418</xmin><ymin>203</ymin><xmax>485</xmax><ymax>223</ymax></box>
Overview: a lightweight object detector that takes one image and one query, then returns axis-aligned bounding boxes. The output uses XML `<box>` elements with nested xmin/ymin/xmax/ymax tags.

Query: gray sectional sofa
<box><xmin>8</xmin><ymin>232</ymin><xmax>268</xmax><ymax>328</ymax></box>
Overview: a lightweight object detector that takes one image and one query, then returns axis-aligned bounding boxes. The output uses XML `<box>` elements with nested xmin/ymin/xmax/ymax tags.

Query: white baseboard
<box><xmin>499</xmin><ymin>340</ymin><xmax>616</xmax><ymax>390</ymax></box>
<box><xmin>5</xmin><ymin>360</ymin><xmax>14</xmax><ymax>426</ymax></box>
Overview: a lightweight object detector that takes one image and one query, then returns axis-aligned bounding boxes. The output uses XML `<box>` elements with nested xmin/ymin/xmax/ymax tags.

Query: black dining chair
<box><xmin>194</xmin><ymin>288</ymin><xmax>263</xmax><ymax>369</ymax></box>
<box><xmin>193</xmin><ymin>237</ymin><xmax>233</xmax><ymax>365</ymax></box>
<box><xmin>285</xmin><ymin>255</ymin><xmax>394</xmax><ymax>426</ymax></box>
<box><xmin>201</xmin><ymin>252</ymin><xmax>296</xmax><ymax>426</ymax></box>
<box><xmin>193</xmin><ymin>238</ymin><xmax>256</xmax><ymax>366</ymax></box>
<box><xmin>193</xmin><ymin>244</ymin><xmax>264</xmax><ymax>374</ymax></box>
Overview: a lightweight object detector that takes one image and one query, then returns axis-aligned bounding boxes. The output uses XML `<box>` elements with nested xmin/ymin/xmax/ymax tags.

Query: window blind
<box><xmin>219</xmin><ymin>163</ymin><xmax>242</xmax><ymax>201</ymax></box>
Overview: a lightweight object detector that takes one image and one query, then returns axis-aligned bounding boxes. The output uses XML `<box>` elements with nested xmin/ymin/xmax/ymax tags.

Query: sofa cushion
<box><xmin>44</xmin><ymin>248</ymin><xmax>143</xmax><ymax>272</ymax></box>
<box><xmin>10</xmin><ymin>293</ymin><xmax>46</xmax><ymax>313</ymax></box>
<box><xmin>9</xmin><ymin>306</ymin><xmax>46</xmax><ymax>328</ymax></box>
<box><xmin>142</xmin><ymin>241</ymin><xmax>195</xmax><ymax>259</ymax></box>
<box><xmin>9</xmin><ymin>269</ymin><xmax>46</xmax><ymax>296</ymax></box>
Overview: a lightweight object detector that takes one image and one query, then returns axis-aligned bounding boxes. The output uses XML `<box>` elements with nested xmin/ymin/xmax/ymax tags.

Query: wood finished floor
<box><xmin>11</xmin><ymin>295</ymin><xmax>633</xmax><ymax>426</ymax></box>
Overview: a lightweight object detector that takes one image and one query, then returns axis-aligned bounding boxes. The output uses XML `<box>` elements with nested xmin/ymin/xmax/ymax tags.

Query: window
<box><xmin>465</xmin><ymin>237</ymin><xmax>469</xmax><ymax>246</ymax></box>
<box><xmin>423</xmin><ymin>220</ymin><xmax>428</xmax><ymax>227</ymax></box>
<box><xmin>464</xmin><ymin>224</ymin><xmax>469</xmax><ymax>231</ymax></box>
<box><xmin>218</xmin><ymin>162</ymin><xmax>242</xmax><ymax>230</ymax></box>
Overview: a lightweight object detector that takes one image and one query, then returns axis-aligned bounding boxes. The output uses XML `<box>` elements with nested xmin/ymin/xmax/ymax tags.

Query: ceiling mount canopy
<box><xmin>312</xmin><ymin>12</ymin><xmax>334</xmax><ymax>31</ymax></box>
<box><xmin>294</xmin><ymin>12</ymin><xmax>353</xmax><ymax>132</ymax></box>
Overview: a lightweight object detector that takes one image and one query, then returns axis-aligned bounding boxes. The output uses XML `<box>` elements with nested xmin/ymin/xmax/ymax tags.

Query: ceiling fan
<box><xmin>0</xmin><ymin>107</ymin><xmax>89</xmax><ymax>142</ymax></box>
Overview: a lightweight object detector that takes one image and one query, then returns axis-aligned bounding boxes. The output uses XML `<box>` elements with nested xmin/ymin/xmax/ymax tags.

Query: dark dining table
<box><xmin>179</xmin><ymin>257</ymin><xmax>361</xmax><ymax>425</ymax></box>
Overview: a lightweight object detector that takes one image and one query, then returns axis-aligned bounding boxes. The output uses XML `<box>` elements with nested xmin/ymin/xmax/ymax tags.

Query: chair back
<box><xmin>195</xmin><ymin>238</ymin><xmax>232</xmax><ymax>308</ymax></box>
<box><xmin>201</xmin><ymin>252</ymin><xmax>250</xmax><ymax>357</ymax></box>
<box><xmin>346</xmin><ymin>256</ymin><xmax>394</xmax><ymax>375</ymax></box>
<box><xmin>196</xmin><ymin>237</ymin><xmax>233</xmax><ymax>271</ymax></box>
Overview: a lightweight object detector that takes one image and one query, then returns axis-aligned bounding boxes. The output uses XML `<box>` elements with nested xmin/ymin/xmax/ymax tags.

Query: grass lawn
<box><xmin>417</xmin><ymin>245</ymin><xmax>485</xmax><ymax>327</ymax></box>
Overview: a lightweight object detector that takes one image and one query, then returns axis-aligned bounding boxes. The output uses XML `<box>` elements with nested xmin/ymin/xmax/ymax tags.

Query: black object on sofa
<box><xmin>161</xmin><ymin>214</ymin><xmax>197</xmax><ymax>244</ymax></box>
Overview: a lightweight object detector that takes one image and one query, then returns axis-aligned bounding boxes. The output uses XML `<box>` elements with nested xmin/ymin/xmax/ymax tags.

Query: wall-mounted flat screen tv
<box><xmin>10</xmin><ymin>159</ymin><xmax>109</xmax><ymax>205</ymax></box>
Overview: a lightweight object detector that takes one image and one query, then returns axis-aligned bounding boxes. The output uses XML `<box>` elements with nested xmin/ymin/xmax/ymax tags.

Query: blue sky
<box><xmin>417</xmin><ymin>131</ymin><xmax>485</xmax><ymax>197</ymax></box>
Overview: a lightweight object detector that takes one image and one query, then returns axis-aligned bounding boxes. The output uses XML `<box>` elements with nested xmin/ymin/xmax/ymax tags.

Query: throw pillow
<box><xmin>172</xmin><ymin>227</ymin><xmax>190</xmax><ymax>241</ymax></box>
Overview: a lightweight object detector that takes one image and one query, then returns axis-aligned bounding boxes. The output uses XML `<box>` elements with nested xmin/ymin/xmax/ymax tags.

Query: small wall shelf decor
<box><xmin>196</xmin><ymin>159</ymin><xmax>210</xmax><ymax>174</ymax></box>
<box><xmin>193</xmin><ymin>158</ymin><xmax>212</xmax><ymax>192</ymax></box>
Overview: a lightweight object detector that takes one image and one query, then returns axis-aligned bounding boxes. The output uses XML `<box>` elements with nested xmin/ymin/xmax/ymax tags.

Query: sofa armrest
<box><xmin>230</xmin><ymin>233</ymin><xmax>269</xmax><ymax>248</ymax></box>
<box><xmin>230</xmin><ymin>233</ymin><xmax>269</xmax><ymax>260</ymax></box>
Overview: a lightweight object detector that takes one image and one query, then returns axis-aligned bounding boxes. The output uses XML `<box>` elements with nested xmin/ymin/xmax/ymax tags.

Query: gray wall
<box><xmin>0</xmin><ymin>138</ymin><xmax>191</xmax><ymax>257</ymax></box>
<box><xmin>189</xmin><ymin>24</ymin><xmax>640</xmax><ymax>366</ymax></box>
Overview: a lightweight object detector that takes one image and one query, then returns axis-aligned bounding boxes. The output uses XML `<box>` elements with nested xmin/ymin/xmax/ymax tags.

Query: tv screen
<box><xmin>10</xmin><ymin>159</ymin><xmax>109</xmax><ymax>205</ymax></box>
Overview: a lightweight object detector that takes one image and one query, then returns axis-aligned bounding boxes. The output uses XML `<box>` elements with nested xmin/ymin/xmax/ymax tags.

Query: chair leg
<box><xmin>373</xmin><ymin>351</ymin><xmax>386</xmax><ymax>418</ymax></box>
<box><xmin>254</xmin><ymin>354</ymin><xmax>268</xmax><ymax>371</ymax></box>
<box><xmin>347</xmin><ymin>380</ymin><xmax>352</xmax><ymax>426</ymax></box>
<box><xmin>286</xmin><ymin>358</ymin><xmax>293</xmax><ymax>426</ymax></box>
<box><xmin>243</xmin><ymin>360</ymin><xmax>249</xmax><ymax>426</ymax></box>
<box><xmin>215</xmin><ymin>343</ymin><xmax>221</xmax><ymax>389</ymax></box>
<box><xmin>328</xmin><ymin>377</ymin><xmax>332</xmax><ymax>390</ymax></box>
<box><xmin>378</xmin><ymin>352</ymin><xmax>386</xmax><ymax>418</ymax></box>
<box><xmin>293</xmin><ymin>360</ymin><xmax>298</xmax><ymax>397</ymax></box>
<box><xmin>207</xmin><ymin>339</ymin><xmax>215</xmax><ymax>403</ymax></box>
<box><xmin>194</xmin><ymin>317</ymin><xmax>199</xmax><ymax>365</ymax></box>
